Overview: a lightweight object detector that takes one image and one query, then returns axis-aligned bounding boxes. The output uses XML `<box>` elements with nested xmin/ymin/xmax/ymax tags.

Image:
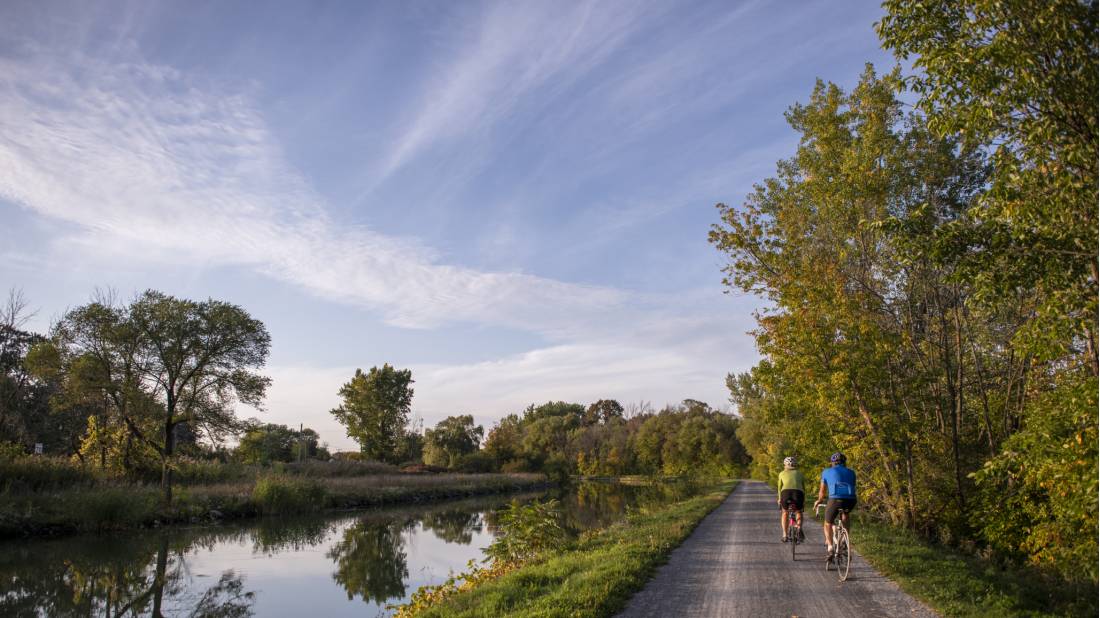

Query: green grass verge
<box><xmin>848</xmin><ymin>515</ymin><xmax>1097</xmax><ymax>617</ymax></box>
<box><xmin>411</xmin><ymin>480</ymin><xmax>737</xmax><ymax>618</ymax></box>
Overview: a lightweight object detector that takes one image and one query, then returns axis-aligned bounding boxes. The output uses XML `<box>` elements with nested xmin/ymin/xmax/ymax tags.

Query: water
<box><xmin>0</xmin><ymin>481</ymin><xmax>695</xmax><ymax>617</ymax></box>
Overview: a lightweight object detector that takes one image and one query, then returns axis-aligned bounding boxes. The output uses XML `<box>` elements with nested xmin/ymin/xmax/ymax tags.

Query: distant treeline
<box><xmin>712</xmin><ymin>0</ymin><xmax>1096</xmax><ymax>582</ymax></box>
<box><xmin>0</xmin><ymin>289</ymin><xmax>748</xmax><ymax>509</ymax></box>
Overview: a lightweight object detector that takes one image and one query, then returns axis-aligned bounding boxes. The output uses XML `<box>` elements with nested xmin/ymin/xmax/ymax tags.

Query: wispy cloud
<box><xmin>0</xmin><ymin>46</ymin><xmax>638</xmax><ymax>335</ymax></box>
<box><xmin>368</xmin><ymin>0</ymin><xmax>661</xmax><ymax>191</ymax></box>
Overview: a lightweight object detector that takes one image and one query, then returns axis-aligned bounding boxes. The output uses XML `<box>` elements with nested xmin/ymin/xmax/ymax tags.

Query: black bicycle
<box><xmin>783</xmin><ymin>501</ymin><xmax>803</xmax><ymax>560</ymax></box>
<box><xmin>815</xmin><ymin>504</ymin><xmax>852</xmax><ymax>581</ymax></box>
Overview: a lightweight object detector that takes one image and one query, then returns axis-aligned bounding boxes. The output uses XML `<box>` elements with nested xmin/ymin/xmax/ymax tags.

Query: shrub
<box><xmin>0</xmin><ymin>441</ymin><xmax>26</xmax><ymax>461</ymax></box>
<box><xmin>484</xmin><ymin>499</ymin><xmax>568</xmax><ymax>565</ymax></box>
<box><xmin>251</xmin><ymin>475</ymin><xmax>327</xmax><ymax>515</ymax></box>
<box><xmin>452</xmin><ymin>452</ymin><xmax>496</xmax><ymax>473</ymax></box>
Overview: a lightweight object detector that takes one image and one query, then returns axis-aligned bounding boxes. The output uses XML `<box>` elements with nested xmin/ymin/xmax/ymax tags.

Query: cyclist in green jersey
<box><xmin>777</xmin><ymin>456</ymin><xmax>806</xmax><ymax>542</ymax></box>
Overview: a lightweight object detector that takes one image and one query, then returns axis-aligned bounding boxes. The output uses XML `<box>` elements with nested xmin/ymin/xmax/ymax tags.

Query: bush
<box><xmin>0</xmin><ymin>441</ymin><xmax>26</xmax><ymax>461</ymax></box>
<box><xmin>484</xmin><ymin>499</ymin><xmax>568</xmax><ymax>565</ymax></box>
<box><xmin>251</xmin><ymin>475</ymin><xmax>327</xmax><ymax>515</ymax></box>
<box><xmin>452</xmin><ymin>452</ymin><xmax>496</xmax><ymax>473</ymax></box>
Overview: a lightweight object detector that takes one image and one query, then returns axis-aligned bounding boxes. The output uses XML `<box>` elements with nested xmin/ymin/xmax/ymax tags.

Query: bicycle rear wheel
<box><xmin>790</xmin><ymin>525</ymin><xmax>797</xmax><ymax>560</ymax></box>
<box><xmin>835</xmin><ymin>528</ymin><xmax>851</xmax><ymax>581</ymax></box>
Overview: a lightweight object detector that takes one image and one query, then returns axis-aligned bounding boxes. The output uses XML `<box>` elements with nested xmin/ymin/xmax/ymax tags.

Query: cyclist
<box><xmin>812</xmin><ymin>452</ymin><xmax>857</xmax><ymax>558</ymax></box>
<box><xmin>777</xmin><ymin>456</ymin><xmax>805</xmax><ymax>542</ymax></box>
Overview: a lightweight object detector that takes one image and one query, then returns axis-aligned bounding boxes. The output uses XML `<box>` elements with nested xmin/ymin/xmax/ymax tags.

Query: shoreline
<box><xmin>0</xmin><ymin>472</ymin><xmax>551</xmax><ymax>540</ymax></box>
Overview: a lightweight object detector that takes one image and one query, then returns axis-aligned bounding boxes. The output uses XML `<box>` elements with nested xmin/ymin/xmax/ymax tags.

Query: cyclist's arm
<box><xmin>812</xmin><ymin>480</ymin><xmax>827</xmax><ymax>509</ymax></box>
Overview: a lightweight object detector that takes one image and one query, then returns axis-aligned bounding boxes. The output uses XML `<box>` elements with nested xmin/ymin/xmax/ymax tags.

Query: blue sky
<box><xmin>0</xmin><ymin>0</ymin><xmax>894</xmax><ymax>450</ymax></box>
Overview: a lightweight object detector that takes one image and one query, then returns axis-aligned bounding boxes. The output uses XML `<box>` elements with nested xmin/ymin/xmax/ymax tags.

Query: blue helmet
<box><xmin>830</xmin><ymin>452</ymin><xmax>846</xmax><ymax>464</ymax></box>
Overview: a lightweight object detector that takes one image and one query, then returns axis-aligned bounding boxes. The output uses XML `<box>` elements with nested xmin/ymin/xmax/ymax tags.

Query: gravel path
<box><xmin>616</xmin><ymin>480</ymin><xmax>938</xmax><ymax>617</ymax></box>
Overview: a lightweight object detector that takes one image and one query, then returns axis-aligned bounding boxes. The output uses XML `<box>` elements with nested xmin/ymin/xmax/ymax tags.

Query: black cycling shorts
<box><xmin>824</xmin><ymin>498</ymin><xmax>857</xmax><ymax>524</ymax></box>
<box><xmin>780</xmin><ymin>489</ymin><xmax>804</xmax><ymax>511</ymax></box>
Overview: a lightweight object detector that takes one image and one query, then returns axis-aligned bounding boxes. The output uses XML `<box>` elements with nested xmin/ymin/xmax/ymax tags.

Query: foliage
<box><xmin>423</xmin><ymin>415</ymin><xmax>484</xmax><ymax>468</ymax></box>
<box><xmin>481</xmin><ymin>399</ymin><xmax>748</xmax><ymax>478</ymax></box>
<box><xmin>43</xmin><ymin>290</ymin><xmax>271</xmax><ymax>505</ymax></box>
<box><xmin>251</xmin><ymin>475</ymin><xmax>327</xmax><ymax>515</ymax></box>
<box><xmin>235</xmin><ymin>422</ymin><xmax>323</xmax><ymax>465</ymax></box>
<box><xmin>483</xmin><ymin>499</ymin><xmax>568</xmax><ymax>565</ymax></box>
<box><xmin>330</xmin><ymin>365</ymin><xmax>414</xmax><ymax>464</ymax></box>
<box><xmin>878</xmin><ymin>0</ymin><xmax>1098</xmax><ymax>366</ymax></box>
<box><xmin>711</xmin><ymin>28</ymin><xmax>1097</xmax><ymax>580</ymax></box>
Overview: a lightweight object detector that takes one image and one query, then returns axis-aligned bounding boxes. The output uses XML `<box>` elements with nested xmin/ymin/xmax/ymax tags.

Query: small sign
<box><xmin>34</xmin><ymin>443</ymin><xmax>43</xmax><ymax>455</ymax></box>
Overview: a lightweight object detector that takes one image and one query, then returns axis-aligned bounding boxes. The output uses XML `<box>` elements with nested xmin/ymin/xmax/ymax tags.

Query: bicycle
<box><xmin>815</xmin><ymin>503</ymin><xmax>852</xmax><ymax>581</ymax></box>
<box><xmin>783</xmin><ymin>500</ymin><xmax>803</xmax><ymax>560</ymax></box>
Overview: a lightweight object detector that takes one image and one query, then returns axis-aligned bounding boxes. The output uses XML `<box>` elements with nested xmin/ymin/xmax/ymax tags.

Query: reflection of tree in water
<box><xmin>251</xmin><ymin>516</ymin><xmax>334</xmax><ymax>554</ymax></box>
<box><xmin>0</xmin><ymin>532</ymin><xmax>255</xmax><ymax>617</ymax></box>
<box><xmin>420</xmin><ymin>509</ymin><xmax>482</xmax><ymax>544</ymax></box>
<box><xmin>327</xmin><ymin>519</ymin><xmax>412</xmax><ymax>604</ymax></box>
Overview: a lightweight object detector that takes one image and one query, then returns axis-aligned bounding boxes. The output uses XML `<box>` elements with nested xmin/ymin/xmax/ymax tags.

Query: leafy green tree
<box><xmin>235</xmin><ymin>423</ymin><xmax>321</xmax><ymax>464</ymax></box>
<box><xmin>422</xmin><ymin>415</ymin><xmax>483</xmax><ymax>468</ymax></box>
<box><xmin>330</xmin><ymin>365</ymin><xmax>414</xmax><ymax>464</ymax></box>
<box><xmin>51</xmin><ymin>291</ymin><xmax>270</xmax><ymax>503</ymax></box>
<box><xmin>878</xmin><ymin>0</ymin><xmax>1098</xmax><ymax>368</ymax></box>
<box><xmin>127</xmin><ymin>291</ymin><xmax>271</xmax><ymax>504</ymax></box>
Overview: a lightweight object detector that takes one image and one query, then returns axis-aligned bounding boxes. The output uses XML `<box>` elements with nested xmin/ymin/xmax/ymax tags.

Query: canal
<box><xmin>0</xmin><ymin>480</ymin><xmax>696</xmax><ymax>617</ymax></box>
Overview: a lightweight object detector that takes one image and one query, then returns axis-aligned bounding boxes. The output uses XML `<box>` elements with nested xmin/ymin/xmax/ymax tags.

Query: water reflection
<box><xmin>329</xmin><ymin>519</ymin><xmax>411</xmax><ymax>603</ymax></box>
<box><xmin>0</xmin><ymin>534</ymin><xmax>255</xmax><ymax>617</ymax></box>
<box><xmin>0</xmin><ymin>481</ymin><xmax>696</xmax><ymax>617</ymax></box>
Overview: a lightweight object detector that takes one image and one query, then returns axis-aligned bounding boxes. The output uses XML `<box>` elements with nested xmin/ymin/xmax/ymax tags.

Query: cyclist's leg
<box><xmin>823</xmin><ymin>499</ymin><xmax>841</xmax><ymax>552</ymax></box>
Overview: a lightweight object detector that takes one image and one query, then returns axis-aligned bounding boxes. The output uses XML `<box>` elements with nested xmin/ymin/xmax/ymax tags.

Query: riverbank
<box><xmin>398</xmin><ymin>479</ymin><xmax>737</xmax><ymax>617</ymax></box>
<box><xmin>848</xmin><ymin>514</ymin><xmax>1097</xmax><ymax>617</ymax></box>
<box><xmin>0</xmin><ymin>471</ymin><xmax>549</xmax><ymax>539</ymax></box>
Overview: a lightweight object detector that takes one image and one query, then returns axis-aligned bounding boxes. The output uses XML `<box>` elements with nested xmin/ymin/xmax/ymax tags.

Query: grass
<box><xmin>846</xmin><ymin>514</ymin><xmax>1097</xmax><ymax>617</ymax></box>
<box><xmin>405</xmin><ymin>480</ymin><xmax>737</xmax><ymax>617</ymax></box>
<box><xmin>0</xmin><ymin>472</ymin><xmax>548</xmax><ymax>538</ymax></box>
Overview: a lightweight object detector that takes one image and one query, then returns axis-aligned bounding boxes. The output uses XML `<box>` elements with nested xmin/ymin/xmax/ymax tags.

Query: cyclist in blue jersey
<box><xmin>812</xmin><ymin>452</ymin><xmax>857</xmax><ymax>558</ymax></box>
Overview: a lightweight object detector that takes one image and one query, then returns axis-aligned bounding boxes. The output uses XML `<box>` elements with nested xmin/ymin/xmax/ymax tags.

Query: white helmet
<box><xmin>783</xmin><ymin>456</ymin><xmax>797</xmax><ymax>468</ymax></box>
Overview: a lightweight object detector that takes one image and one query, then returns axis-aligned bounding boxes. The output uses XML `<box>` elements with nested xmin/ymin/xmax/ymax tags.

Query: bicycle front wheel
<box><xmin>835</xmin><ymin>528</ymin><xmax>851</xmax><ymax>581</ymax></box>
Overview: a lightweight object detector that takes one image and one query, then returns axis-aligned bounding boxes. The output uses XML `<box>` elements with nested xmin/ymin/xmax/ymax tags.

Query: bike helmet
<box><xmin>830</xmin><ymin>452</ymin><xmax>846</xmax><ymax>464</ymax></box>
<box><xmin>783</xmin><ymin>456</ymin><xmax>797</xmax><ymax>468</ymax></box>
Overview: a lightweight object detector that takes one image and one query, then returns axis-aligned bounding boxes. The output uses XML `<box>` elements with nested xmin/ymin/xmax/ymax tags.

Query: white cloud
<box><xmin>0</xmin><ymin>47</ymin><xmax>633</xmax><ymax>335</ymax></box>
<box><xmin>0</xmin><ymin>34</ymin><xmax>761</xmax><ymax>443</ymax></box>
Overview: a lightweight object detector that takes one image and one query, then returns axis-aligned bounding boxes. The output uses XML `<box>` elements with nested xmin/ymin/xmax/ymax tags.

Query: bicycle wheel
<box><xmin>835</xmin><ymin>527</ymin><xmax>851</xmax><ymax>581</ymax></box>
<box><xmin>790</xmin><ymin>525</ymin><xmax>797</xmax><ymax>560</ymax></box>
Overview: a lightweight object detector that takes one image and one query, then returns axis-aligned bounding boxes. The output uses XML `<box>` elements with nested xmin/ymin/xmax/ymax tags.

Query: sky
<box><xmin>0</xmin><ymin>0</ymin><xmax>895</xmax><ymax>451</ymax></box>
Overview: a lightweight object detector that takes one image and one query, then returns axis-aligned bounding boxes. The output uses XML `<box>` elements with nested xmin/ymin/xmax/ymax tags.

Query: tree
<box><xmin>583</xmin><ymin>399</ymin><xmax>624</xmax><ymax>426</ymax></box>
<box><xmin>878</xmin><ymin>0</ymin><xmax>1098</xmax><ymax>370</ymax></box>
<box><xmin>330</xmin><ymin>365</ymin><xmax>414</xmax><ymax>463</ymax></box>
<box><xmin>237</xmin><ymin>422</ymin><xmax>303</xmax><ymax>461</ymax></box>
<box><xmin>422</xmin><ymin>415</ymin><xmax>483</xmax><ymax>468</ymax></box>
<box><xmin>53</xmin><ymin>291</ymin><xmax>271</xmax><ymax>504</ymax></box>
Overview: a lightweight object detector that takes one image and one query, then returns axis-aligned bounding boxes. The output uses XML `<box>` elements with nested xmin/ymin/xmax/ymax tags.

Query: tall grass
<box><xmin>251</xmin><ymin>475</ymin><xmax>328</xmax><ymax>515</ymax></box>
<box><xmin>0</xmin><ymin>456</ymin><xmax>100</xmax><ymax>493</ymax></box>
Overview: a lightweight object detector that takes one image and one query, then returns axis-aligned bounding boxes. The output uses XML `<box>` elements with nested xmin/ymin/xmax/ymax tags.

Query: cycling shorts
<box><xmin>824</xmin><ymin>498</ymin><xmax>856</xmax><ymax>524</ymax></box>
<box><xmin>780</xmin><ymin>489</ymin><xmax>804</xmax><ymax>511</ymax></box>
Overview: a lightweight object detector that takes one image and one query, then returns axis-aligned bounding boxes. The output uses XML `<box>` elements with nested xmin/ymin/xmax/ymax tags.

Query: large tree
<box><xmin>330</xmin><ymin>365</ymin><xmax>414</xmax><ymax>463</ymax></box>
<box><xmin>53</xmin><ymin>291</ymin><xmax>271</xmax><ymax>503</ymax></box>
